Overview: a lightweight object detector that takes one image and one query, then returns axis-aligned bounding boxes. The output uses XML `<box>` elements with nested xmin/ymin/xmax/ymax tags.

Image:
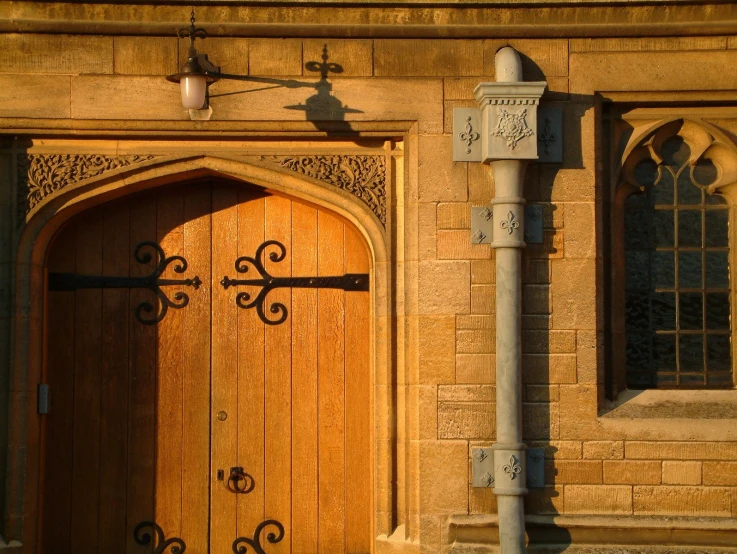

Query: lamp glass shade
<box><xmin>179</xmin><ymin>74</ymin><xmax>207</xmax><ymax>109</ymax></box>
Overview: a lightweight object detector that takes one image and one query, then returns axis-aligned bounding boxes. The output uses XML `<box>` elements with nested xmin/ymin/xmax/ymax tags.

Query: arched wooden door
<box><xmin>39</xmin><ymin>180</ymin><xmax>372</xmax><ymax>554</ymax></box>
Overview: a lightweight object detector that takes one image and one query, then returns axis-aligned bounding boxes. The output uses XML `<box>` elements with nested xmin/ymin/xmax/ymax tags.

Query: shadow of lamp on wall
<box><xmin>166</xmin><ymin>10</ymin><xmax>362</xmax><ymax>132</ymax></box>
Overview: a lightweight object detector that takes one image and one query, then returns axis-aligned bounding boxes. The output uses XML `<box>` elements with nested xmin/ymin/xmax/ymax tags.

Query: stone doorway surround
<box><xmin>3</xmin><ymin>127</ymin><xmax>421</xmax><ymax>552</ymax></box>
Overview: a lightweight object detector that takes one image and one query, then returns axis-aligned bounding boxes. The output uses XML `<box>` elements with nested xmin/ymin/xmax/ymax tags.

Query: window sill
<box><xmin>588</xmin><ymin>389</ymin><xmax>737</xmax><ymax>441</ymax></box>
<box><xmin>602</xmin><ymin>389</ymin><xmax>737</xmax><ymax>419</ymax></box>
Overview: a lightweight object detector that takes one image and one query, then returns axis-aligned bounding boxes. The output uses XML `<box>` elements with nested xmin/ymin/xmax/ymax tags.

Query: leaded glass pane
<box><xmin>625</xmin><ymin>251</ymin><xmax>649</xmax><ymax>289</ymax></box>
<box><xmin>653</xmin><ymin>251</ymin><xmax>675</xmax><ymax>289</ymax></box>
<box><xmin>678</xmin><ymin>210</ymin><xmax>701</xmax><ymax>247</ymax></box>
<box><xmin>705</xmin><ymin>210</ymin><xmax>729</xmax><ymax>247</ymax></box>
<box><xmin>653</xmin><ymin>334</ymin><xmax>676</xmax><ymax>369</ymax></box>
<box><xmin>678</xmin><ymin>170</ymin><xmax>702</xmax><ymax>205</ymax></box>
<box><xmin>678</xmin><ymin>252</ymin><xmax>702</xmax><ymax>288</ymax></box>
<box><xmin>679</xmin><ymin>335</ymin><xmax>704</xmax><ymax>371</ymax></box>
<box><xmin>651</xmin><ymin>210</ymin><xmax>674</xmax><ymax>247</ymax></box>
<box><xmin>651</xmin><ymin>169</ymin><xmax>674</xmax><ymax>206</ymax></box>
<box><xmin>651</xmin><ymin>292</ymin><xmax>676</xmax><ymax>330</ymax></box>
<box><xmin>705</xmin><ymin>251</ymin><xmax>729</xmax><ymax>288</ymax></box>
<box><xmin>706</xmin><ymin>293</ymin><xmax>730</xmax><ymax>330</ymax></box>
<box><xmin>624</xmin><ymin>209</ymin><xmax>649</xmax><ymax>249</ymax></box>
<box><xmin>707</xmin><ymin>334</ymin><xmax>731</xmax><ymax>371</ymax></box>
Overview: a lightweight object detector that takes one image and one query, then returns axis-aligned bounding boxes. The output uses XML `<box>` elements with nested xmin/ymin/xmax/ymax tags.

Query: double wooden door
<box><xmin>40</xmin><ymin>181</ymin><xmax>372</xmax><ymax>553</ymax></box>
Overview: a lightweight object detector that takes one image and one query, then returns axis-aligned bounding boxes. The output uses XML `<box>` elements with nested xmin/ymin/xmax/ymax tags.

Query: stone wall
<box><xmin>2</xmin><ymin>20</ymin><xmax>737</xmax><ymax>552</ymax></box>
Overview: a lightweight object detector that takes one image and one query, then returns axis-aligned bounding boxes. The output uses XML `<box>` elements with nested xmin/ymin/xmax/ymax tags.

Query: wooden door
<box><xmin>40</xmin><ymin>181</ymin><xmax>372</xmax><ymax>554</ymax></box>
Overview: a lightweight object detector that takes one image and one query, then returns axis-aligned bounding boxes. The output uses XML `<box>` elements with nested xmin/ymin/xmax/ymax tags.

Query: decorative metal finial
<box><xmin>178</xmin><ymin>9</ymin><xmax>208</xmax><ymax>49</ymax></box>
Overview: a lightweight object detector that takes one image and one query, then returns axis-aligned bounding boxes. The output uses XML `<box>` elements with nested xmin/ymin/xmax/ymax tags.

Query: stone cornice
<box><xmin>1</xmin><ymin>2</ymin><xmax>735</xmax><ymax>38</ymax></box>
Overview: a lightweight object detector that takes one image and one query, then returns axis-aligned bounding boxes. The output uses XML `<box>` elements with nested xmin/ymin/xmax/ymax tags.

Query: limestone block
<box><xmin>470</xmin><ymin>284</ymin><xmax>495</xmax><ymax>315</ymax></box>
<box><xmin>456</xmin><ymin>330</ymin><xmax>494</xmax><ymax>354</ymax></box>
<box><xmin>456</xmin><ymin>354</ymin><xmax>495</xmax><ymax>385</ymax></box>
<box><xmin>374</xmin><ymin>40</ymin><xmax>483</xmax><ymax>77</ymax></box>
<box><xmin>562</xmin><ymin>203</ymin><xmax>596</xmax><ymax>259</ymax></box>
<box><xmin>662</xmin><ymin>461</ymin><xmax>702</xmax><ymax>485</ymax></box>
<box><xmin>419</xmin><ymin>440</ymin><xmax>469</xmax><ymax>514</ymax></box>
<box><xmin>546</xmin><ymin>460</ymin><xmax>602</xmax><ymax>485</ymax></box>
<box><xmin>603</xmin><ymin>460</ymin><xmax>661</xmax><ymax>485</ymax></box>
<box><xmin>583</xmin><ymin>441</ymin><xmax>624</xmax><ymax>460</ymax></box>
<box><xmin>456</xmin><ymin>315</ymin><xmax>494</xmax><ymax>331</ymax></box>
<box><xmin>0</xmin><ymin>75</ymin><xmax>71</xmax><ymax>118</ymax></box>
<box><xmin>702</xmin><ymin>462</ymin><xmax>737</xmax><ymax>486</ymax></box>
<box><xmin>551</xmin><ymin>259</ymin><xmax>597</xmax><ymax>330</ymax></box>
<box><xmin>625</xmin><ymin>442</ymin><xmax>737</xmax><ymax>461</ymax></box>
<box><xmin>524</xmin><ymin>485</ymin><xmax>564</xmax><ymax>515</ymax></box>
<box><xmin>418</xmin><ymin>316</ymin><xmax>456</xmax><ymax>385</ymax></box>
<box><xmin>483</xmin><ymin>39</ymin><xmax>568</xmax><ymax>79</ymax></box>
<box><xmin>303</xmin><ymin>39</ymin><xmax>373</xmax><ymax>77</ymax></box>
<box><xmin>526</xmin><ymin>230</ymin><xmax>563</xmax><ymax>259</ymax></box>
<box><xmin>438</xmin><ymin>385</ymin><xmax>495</xmax><ymax>403</ymax></box>
<box><xmin>523</xmin><ymin>402</ymin><xmax>559</xmax><ymax>440</ymax></box>
<box><xmin>522</xmin><ymin>354</ymin><xmax>577</xmax><ymax>384</ymax></box>
<box><xmin>527</xmin><ymin>441</ymin><xmax>582</xmax><ymax>460</ymax></box>
<box><xmin>71</xmin><ymin>76</ymin><xmax>186</xmax><ymax>120</ymax></box>
<box><xmin>523</xmin><ymin>260</ymin><xmax>551</xmax><ymax>285</ymax></box>
<box><xmin>211</xmin><ymin>77</ymin><xmax>443</xmax><ymax>133</ymax></box>
<box><xmin>522</xmin><ymin>315</ymin><xmax>552</xmax><ymax>330</ymax></box>
<box><xmin>633</xmin><ymin>486</ymin><xmax>732</xmax><ymax>517</ymax></box>
<box><xmin>418</xmin><ymin>202</ymin><xmax>437</xmax><ymax>261</ymax></box>
<box><xmin>419</xmin><ymin>515</ymin><xmax>443</xmax><ymax>554</ymax></box>
<box><xmin>418</xmin><ymin>260</ymin><xmax>470</xmax><ymax>315</ymax></box>
<box><xmin>525</xmin><ymin>385</ymin><xmax>559</xmax><ymax>402</ymax></box>
<box><xmin>540</xmin><ymin>168</ymin><xmax>595</xmax><ymax>203</ymax></box>
<box><xmin>438</xmin><ymin>230</ymin><xmax>491</xmax><ymax>260</ymax></box>
<box><xmin>248</xmin><ymin>38</ymin><xmax>303</xmax><ymax>76</ymax></box>
<box><xmin>576</xmin><ymin>330</ymin><xmax>602</xmax><ymax>385</ymax></box>
<box><xmin>468</xmin><ymin>163</ymin><xmax>493</xmax><ymax>203</ymax></box>
<box><xmin>570</xmin><ymin>51</ymin><xmax>737</xmax><ymax>94</ymax></box>
<box><xmin>444</xmin><ymin>78</ymin><xmax>483</xmax><ymax>101</ymax></box>
<box><xmin>418</xmin><ymin>135</ymin><xmax>468</xmax><ymax>202</ymax></box>
<box><xmin>558</xmin><ymin>385</ymin><xmax>598</xmax><ymax>422</ymax></box>
<box><xmin>565</xmin><ymin>485</ymin><xmax>632</xmax><ymax>515</ymax></box>
<box><xmin>522</xmin><ymin>284</ymin><xmax>551</xmax><ymax>315</ymax></box>
<box><xmin>471</xmin><ymin>260</ymin><xmax>495</xmax><ymax>284</ymax></box>
<box><xmin>115</xmin><ymin>37</ymin><xmax>178</xmax><ymax>75</ymax></box>
<box><xmin>437</xmin><ymin>203</ymin><xmax>470</xmax><ymax>230</ymax></box>
<box><xmin>571</xmin><ymin>37</ymin><xmax>728</xmax><ymax>52</ymax></box>
<box><xmin>179</xmin><ymin>37</ymin><xmax>250</xmax><ymax>76</ymax></box>
<box><xmin>730</xmin><ymin>37</ymin><xmax>737</xmax><ymax>49</ymax></box>
<box><xmin>438</xmin><ymin>402</ymin><xmax>494</xmax><ymax>440</ymax></box>
<box><xmin>523</xmin><ymin>330</ymin><xmax>576</xmax><ymax>354</ymax></box>
<box><xmin>1</xmin><ymin>34</ymin><xmax>113</xmax><ymax>74</ymax></box>
<box><xmin>417</xmin><ymin>385</ymin><xmax>439</xmax><ymax>441</ymax></box>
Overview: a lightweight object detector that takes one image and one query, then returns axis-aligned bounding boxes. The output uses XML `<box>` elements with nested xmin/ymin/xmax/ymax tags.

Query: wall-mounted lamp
<box><xmin>166</xmin><ymin>11</ymin><xmax>219</xmax><ymax>110</ymax></box>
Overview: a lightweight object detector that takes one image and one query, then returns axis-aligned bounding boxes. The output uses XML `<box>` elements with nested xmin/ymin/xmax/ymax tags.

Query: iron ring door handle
<box><xmin>226</xmin><ymin>467</ymin><xmax>255</xmax><ymax>494</ymax></box>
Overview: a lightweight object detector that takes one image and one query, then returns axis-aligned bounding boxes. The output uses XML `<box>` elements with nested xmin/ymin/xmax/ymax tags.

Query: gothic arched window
<box><xmin>617</xmin><ymin>123</ymin><xmax>734</xmax><ymax>389</ymax></box>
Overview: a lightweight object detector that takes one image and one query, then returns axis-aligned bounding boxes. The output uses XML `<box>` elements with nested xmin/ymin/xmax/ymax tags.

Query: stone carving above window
<box><xmin>17</xmin><ymin>154</ymin><xmax>156</xmax><ymax>222</ymax></box>
<box><xmin>268</xmin><ymin>155</ymin><xmax>387</xmax><ymax>226</ymax></box>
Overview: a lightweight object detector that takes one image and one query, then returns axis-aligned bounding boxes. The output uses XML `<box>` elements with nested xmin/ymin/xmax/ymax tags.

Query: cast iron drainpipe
<box><xmin>491</xmin><ymin>46</ymin><xmax>529</xmax><ymax>553</ymax></box>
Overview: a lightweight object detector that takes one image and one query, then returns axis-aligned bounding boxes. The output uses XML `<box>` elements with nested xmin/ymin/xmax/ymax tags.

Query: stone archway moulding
<box><xmin>7</xmin><ymin>151</ymin><xmax>400</xmax><ymax>548</ymax></box>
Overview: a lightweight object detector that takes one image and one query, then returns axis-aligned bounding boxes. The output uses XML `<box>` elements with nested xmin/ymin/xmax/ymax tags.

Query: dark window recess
<box><xmin>623</xmin><ymin>136</ymin><xmax>731</xmax><ymax>388</ymax></box>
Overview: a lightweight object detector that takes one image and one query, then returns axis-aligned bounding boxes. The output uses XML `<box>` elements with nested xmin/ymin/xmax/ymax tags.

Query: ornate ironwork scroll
<box><xmin>48</xmin><ymin>241</ymin><xmax>201</xmax><ymax>325</ymax></box>
<box><xmin>232</xmin><ymin>520</ymin><xmax>285</xmax><ymax>554</ymax></box>
<box><xmin>221</xmin><ymin>240</ymin><xmax>369</xmax><ymax>326</ymax></box>
<box><xmin>134</xmin><ymin>521</ymin><xmax>186</xmax><ymax>554</ymax></box>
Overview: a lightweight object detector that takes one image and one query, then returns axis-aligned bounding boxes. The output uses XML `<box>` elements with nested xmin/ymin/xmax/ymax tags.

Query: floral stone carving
<box><xmin>17</xmin><ymin>154</ymin><xmax>156</xmax><ymax>220</ymax></box>
<box><xmin>491</xmin><ymin>108</ymin><xmax>534</xmax><ymax>150</ymax></box>
<box><xmin>270</xmin><ymin>155</ymin><xmax>387</xmax><ymax>226</ymax></box>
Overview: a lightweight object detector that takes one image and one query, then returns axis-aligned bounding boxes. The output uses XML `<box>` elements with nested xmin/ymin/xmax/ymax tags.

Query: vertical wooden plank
<box><xmin>155</xmin><ymin>190</ymin><xmax>185</xmax><ymax>538</ymax></box>
<box><xmin>182</xmin><ymin>185</ymin><xmax>212</xmax><ymax>552</ymax></box>
<box><xmin>344</xmin><ymin>225</ymin><xmax>372</xmax><ymax>552</ymax></box>
<box><xmin>290</xmin><ymin>203</ymin><xmax>319</xmax><ymax>553</ymax></box>
<box><xmin>126</xmin><ymin>198</ymin><xmax>158</xmax><ymax>554</ymax></box>
<box><xmin>210</xmin><ymin>184</ymin><xmax>239</xmax><ymax>553</ymax></box>
<box><xmin>317</xmin><ymin>211</ymin><xmax>346</xmax><ymax>553</ymax></box>
<box><xmin>264</xmin><ymin>194</ymin><xmax>292</xmax><ymax>554</ymax></box>
<box><xmin>69</xmin><ymin>214</ymin><xmax>103</xmax><ymax>554</ymax></box>
<box><xmin>98</xmin><ymin>203</ymin><xmax>131</xmax><ymax>551</ymax></box>
<box><xmin>40</xmin><ymin>224</ymin><xmax>76</xmax><ymax>553</ymax></box>
<box><xmin>236</xmin><ymin>190</ymin><xmax>266</xmax><ymax>539</ymax></box>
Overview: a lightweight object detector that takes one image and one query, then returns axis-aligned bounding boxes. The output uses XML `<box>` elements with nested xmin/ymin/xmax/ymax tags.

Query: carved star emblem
<box><xmin>492</xmin><ymin>108</ymin><xmax>534</xmax><ymax>150</ymax></box>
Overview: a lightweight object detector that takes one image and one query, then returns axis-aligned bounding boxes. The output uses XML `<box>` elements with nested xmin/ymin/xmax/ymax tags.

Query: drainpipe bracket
<box><xmin>471</xmin><ymin>446</ymin><xmax>546</xmax><ymax>489</ymax></box>
<box><xmin>471</xmin><ymin>205</ymin><xmax>543</xmax><ymax>245</ymax></box>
